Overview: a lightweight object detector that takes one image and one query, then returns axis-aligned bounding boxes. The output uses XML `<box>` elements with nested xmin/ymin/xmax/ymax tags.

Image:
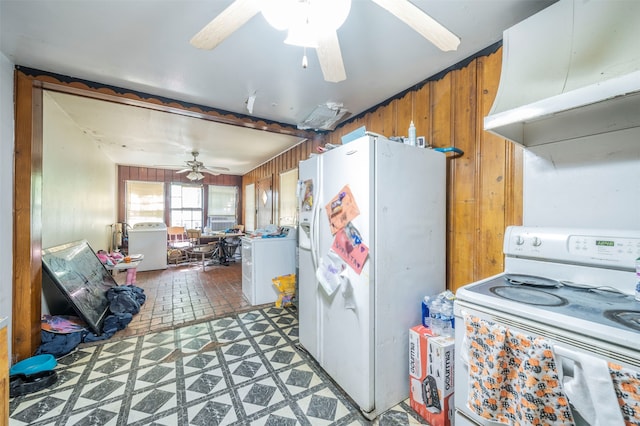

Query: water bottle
<box><xmin>430</xmin><ymin>299</ymin><xmax>443</xmax><ymax>336</ymax></box>
<box><xmin>408</xmin><ymin>121</ymin><xmax>417</xmax><ymax>146</ymax></box>
<box><xmin>440</xmin><ymin>301</ymin><xmax>454</xmax><ymax>337</ymax></box>
<box><xmin>421</xmin><ymin>296</ymin><xmax>431</xmax><ymax>328</ymax></box>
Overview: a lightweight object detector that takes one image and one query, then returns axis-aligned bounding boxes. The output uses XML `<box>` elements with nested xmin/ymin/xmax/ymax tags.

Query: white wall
<box><xmin>0</xmin><ymin>53</ymin><xmax>14</xmax><ymax>361</ymax></box>
<box><xmin>523</xmin><ymin>126</ymin><xmax>640</xmax><ymax>229</ymax></box>
<box><xmin>43</xmin><ymin>91</ymin><xmax>117</xmax><ymax>251</ymax></box>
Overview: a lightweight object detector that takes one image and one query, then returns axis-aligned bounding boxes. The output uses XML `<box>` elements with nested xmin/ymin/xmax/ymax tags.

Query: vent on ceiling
<box><xmin>297</xmin><ymin>102</ymin><xmax>350</xmax><ymax>131</ymax></box>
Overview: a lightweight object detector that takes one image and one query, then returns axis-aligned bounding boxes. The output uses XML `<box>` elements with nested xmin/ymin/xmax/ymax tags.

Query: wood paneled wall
<box><xmin>117</xmin><ymin>166</ymin><xmax>243</xmax><ymax>226</ymax></box>
<box><xmin>243</xmin><ymin>48</ymin><xmax>523</xmax><ymax>292</ymax></box>
<box><xmin>242</xmin><ymin>136</ymin><xmax>326</xmax><ymax>226</ymax></box>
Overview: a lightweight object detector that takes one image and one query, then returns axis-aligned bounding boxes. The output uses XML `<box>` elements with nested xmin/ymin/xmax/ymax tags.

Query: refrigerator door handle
<box><xmin>310</xmin><ymin>174</ymin><xmax>321</xmax><ymax>272</ymax></box>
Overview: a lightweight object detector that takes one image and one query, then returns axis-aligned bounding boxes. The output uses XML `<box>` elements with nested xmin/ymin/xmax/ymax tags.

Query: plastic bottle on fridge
<box><xmin>421</xmin><ymin>296</ymin><xmax>431</xmax><ymax>328</ymax></box>
<box><xmin>408</xmin><ymin>121</ymin><xmax>417</xmax><ymax>146</ymax></box>
<box><xmin>440</xmin><ymin>301</ymin><xmax>454</xmax><ymax>337</ymax></box>
<box><xmin>430</xmin><ymin>299</ymin><xmax>444</xmax><ymax>336</ymax></box>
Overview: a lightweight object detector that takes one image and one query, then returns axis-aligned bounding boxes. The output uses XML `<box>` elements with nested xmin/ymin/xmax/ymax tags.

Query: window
<box><xmin>244</xmin><ymin>183</ymin><xmax>255</xmax><ymax>232</ymax></box>
<box><xmin>171</xmin><ymin>183</ymin><xmax>203</xmax><ymax>229</ymax></box>
<box><xmin>125</xmin><ymin>181</ymin><xmax>165</xmax><ymax>226</ymax></box>
<box><xmin>207</xmin><ymin>185</ymin><xmax>238</xmax><ymax>232</ymax></box>
<box><xmin>279</xmin><ymin>168</ymin><xmax>298</xmax><ymax>226</ymax></box>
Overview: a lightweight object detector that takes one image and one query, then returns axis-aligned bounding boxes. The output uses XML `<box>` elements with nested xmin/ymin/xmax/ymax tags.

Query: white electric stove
<box><xmin>454</xmin><ymin>226</ymin><xmax>640</xmax><ymax>426</ymax></box>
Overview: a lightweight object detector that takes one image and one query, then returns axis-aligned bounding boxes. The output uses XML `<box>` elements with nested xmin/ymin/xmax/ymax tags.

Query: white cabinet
<box><xmin>241</xmin><ymin>235</ymin><xmax>296</xmax><ymax>305</ymax></box>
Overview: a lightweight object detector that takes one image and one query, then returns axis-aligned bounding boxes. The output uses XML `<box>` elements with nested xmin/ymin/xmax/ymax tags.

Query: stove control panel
<box><xmin>505</xmin><ymin>226</ymin><xmax>640</xmax><ymax>269</ymax></box>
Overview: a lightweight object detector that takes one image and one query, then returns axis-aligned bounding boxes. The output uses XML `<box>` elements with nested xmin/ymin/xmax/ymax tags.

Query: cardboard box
<box><xmin>409</xmin><ymin>325</ymin><xmax>455</xmax><ymax>426</ymax></box>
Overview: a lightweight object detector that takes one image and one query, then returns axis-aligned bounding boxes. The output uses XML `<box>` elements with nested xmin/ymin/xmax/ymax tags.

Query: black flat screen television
<box><xmin>42</xmin><ymin>240</ymin><xmax>117</xmax><ymax>334</ymax></box>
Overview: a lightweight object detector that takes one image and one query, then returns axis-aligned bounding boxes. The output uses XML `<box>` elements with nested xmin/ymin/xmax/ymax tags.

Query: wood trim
<box><xmin>13</xmin><ymin>72</ymin><xmax>43</xmax><ymax>360</ymax></box>
<box><xmin>17</xmin><ymin>67</ymin><xmax>316</xmax><ymax>139</ymax></box>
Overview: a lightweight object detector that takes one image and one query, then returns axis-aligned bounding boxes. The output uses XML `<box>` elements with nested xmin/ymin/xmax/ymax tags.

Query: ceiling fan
<box><xmin>190</xmin><ymin>0</ymin><xmax>460</xmax><ymax>83</ymax></box>
<box><xmin>176</xmin><ymin>151</ymin><xmax>230</xmax><ymax>181</ymax></box>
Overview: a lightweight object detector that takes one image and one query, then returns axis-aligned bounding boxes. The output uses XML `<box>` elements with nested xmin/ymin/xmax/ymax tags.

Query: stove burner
<box><xmin>604</xmin><ymin>310</ymin><xmax>640</xmax><ymax>332</ymax></box>
<box><xmin>489</xmin><ymin>286</ymin><xmax>568</xmax><ymax>306</ymax></box>
<box><xmin>504</xmin><ymin>274</ymin><xmax>559</xmax><ymax>287</ymax></box>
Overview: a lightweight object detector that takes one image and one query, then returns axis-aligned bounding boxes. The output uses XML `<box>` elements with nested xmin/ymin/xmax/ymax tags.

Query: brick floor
<box><xmin>111</xmin><ymin>260</ymin><xmax>262</xmax><ymax>338</ymax></box>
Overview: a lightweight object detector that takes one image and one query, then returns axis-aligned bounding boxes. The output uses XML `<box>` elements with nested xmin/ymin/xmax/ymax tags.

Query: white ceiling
<box><xmin>0</xmin><ymin>0</ymin><xmax>555</xmax><ymax>174</ymax></box>
<box><xmin>44</xmin><ymin>91</ymin><xmax>305</xmax><ymax>175</ymax></box>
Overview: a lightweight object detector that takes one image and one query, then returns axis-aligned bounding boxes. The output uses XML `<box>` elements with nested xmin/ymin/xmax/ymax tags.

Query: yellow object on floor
<box><xmin>272</xmin><ymin>273</ymin><xmax>296</xmax><ymax>308</ymax></box>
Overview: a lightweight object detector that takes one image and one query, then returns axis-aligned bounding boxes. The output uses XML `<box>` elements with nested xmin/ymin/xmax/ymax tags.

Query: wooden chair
<box><xmin>186</xmin><ymin>228</ymin><xmax>202</xmax><ymax>245</ymax></box>
<box><xmin>167</xmin><ymin>226</ymin><xmax>191</xmax><ymax>264</ymax></box>
<box><xmin>167</xmin><ymin>226</ymin><xmax>190</xmax><ymax>248</ymax></box>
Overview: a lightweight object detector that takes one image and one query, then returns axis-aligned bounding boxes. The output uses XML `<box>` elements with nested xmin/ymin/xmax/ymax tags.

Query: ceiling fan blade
<box><xmin>201</xmin><ymin>169</ymin><xmax>221</xmax><ymax>176</ymax></box>
<box><xmin>190</xmin><ymin>0</ymin><xmax>261</xmax><ymax>50</ymax></box>
<box><xmin>202</xmin><ymin>166</ymin><xmax>230</xmax><ymax>175</ymax></box>
<box><xmin>316</xmin><ymin>31</ymin><xmax>347</xmax><ymax>83</ymax></box>
<box><xmin>176</xmin><ymin>168</ymin><xmax>191</xmax><ymax>174</ymax></box>
<box><xmin>370</xmin><ymin>0</ymin><xmax>460</xmax><ymax>51</ymax></box>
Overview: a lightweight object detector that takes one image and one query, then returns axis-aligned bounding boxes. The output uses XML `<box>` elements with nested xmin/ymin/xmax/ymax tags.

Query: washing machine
<box><xmin>241</xmin><ymin>227</ymin><xmax>297</xmax><ymax>305</ymax></box>
<box><xmin>127</xmin><ymin>222</ymin><xmax>168</xmax><ymax>271</ymax></box>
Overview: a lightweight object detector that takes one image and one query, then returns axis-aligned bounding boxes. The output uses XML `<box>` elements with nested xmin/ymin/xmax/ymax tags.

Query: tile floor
<box><xmin>112</xmin><ymin>261</ymin><xmax>256</xmax><ymax>339</ymax></box>
<box><xmin>9</xmin><ymin>260</ymin><xmax>430</xmax><ymax>425</ymax></box>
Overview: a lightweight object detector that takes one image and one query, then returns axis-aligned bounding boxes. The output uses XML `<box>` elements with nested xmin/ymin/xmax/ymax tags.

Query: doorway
<box><xmin>256</xmin><ymin>175</ymin><xmax>273</xmax><ymax>228</ymax></box>
<box><xmin>12</xmin><ymin>70</ymin><xmax>311</xmax><ymax>360</ymax></box>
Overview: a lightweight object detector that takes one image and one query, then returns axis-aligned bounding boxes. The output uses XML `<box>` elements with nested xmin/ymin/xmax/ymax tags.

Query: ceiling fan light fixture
<box><xmin>187</xmin><ymin>170</ymin><xmax>205</xmax><ymax>181</ymax></box>
<box><xmin>310</xmin><ymin>0</ymin><xmax>351</xmax><ymax>32</ymax></box>
<box><xmin>262</xmin><ymin>0</ymin><xmax>351</xmax><ymax>34</ymax></box>
<box><xmin>261</xmin><ymin>0</ymin><xmax>294</xmax><ymax>31</ymax></box>
<box><xmin>284</xmin><ymin>23</ymin><xmax>319</xmax><ymax>48</ymax></box>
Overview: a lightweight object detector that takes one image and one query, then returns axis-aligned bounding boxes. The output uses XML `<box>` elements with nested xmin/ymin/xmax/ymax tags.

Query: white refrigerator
<box><xmin>297</xmin><ymin>134</ymin><xmax>446</xmax><ymax>419</ymax></box>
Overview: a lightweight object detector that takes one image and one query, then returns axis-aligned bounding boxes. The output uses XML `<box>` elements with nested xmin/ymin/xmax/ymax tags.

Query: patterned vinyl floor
<box><xmin>9</xmin><ymin>306</ymin><xmax>428</xmax><ymax>425</ymax></box>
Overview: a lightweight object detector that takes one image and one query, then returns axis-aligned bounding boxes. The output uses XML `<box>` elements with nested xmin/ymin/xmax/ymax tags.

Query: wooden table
<box><xmin>186</xmin><ymin>245</ymin><xmax>216</xmax><ymax>271</ymax></box>
<box><xmin>201</xmin><ymin>233</ymin><xmax>244</xmax><ymax>264</ymax></box>
<box><xmin>198</xmin><ymin>232</ymin><xmax>244</xmax><ymax>245</ymax></box>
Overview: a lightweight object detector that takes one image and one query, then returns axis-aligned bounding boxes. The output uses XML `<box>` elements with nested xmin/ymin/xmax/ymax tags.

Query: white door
<box><xmin>318</xmin><ymin>136</ymin><xmax>375</xmax><ymax>412</ymax></box>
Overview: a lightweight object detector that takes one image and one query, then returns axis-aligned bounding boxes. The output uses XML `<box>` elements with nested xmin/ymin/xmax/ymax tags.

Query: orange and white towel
<box><xmin>464</xmin><ymin>314</ymin><xmax>575</xmax><ymax>425</ymax></box>
<box><xmin>609</xmin><ymin>362</ymin><xmax>640</xmax><ymax>426</ymax></box>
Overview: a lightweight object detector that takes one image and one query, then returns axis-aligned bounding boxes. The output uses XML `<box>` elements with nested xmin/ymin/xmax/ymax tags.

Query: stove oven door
<box><xmin>454</xmin><ymin>301</ymin><xmax>634</xmax><ymax>426</ymax></box>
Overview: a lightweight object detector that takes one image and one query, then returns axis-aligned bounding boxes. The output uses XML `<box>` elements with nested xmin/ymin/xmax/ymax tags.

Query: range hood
<box><xmin>484</xmin><ymin>0</ymin><xmax>640</xmax><ymax>146</ymax></box>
